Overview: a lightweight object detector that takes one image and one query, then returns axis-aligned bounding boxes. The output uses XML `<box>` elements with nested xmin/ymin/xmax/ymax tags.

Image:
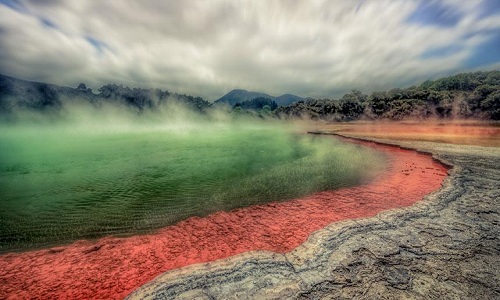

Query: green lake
<box><xmin>0</xmin><ymin>120</ymin><xmax>386</xmax><ymax>252</ymax></box>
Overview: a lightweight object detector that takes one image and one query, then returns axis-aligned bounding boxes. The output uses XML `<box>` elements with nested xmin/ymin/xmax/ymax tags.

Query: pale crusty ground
<box><xmin>127</xmin><ymin>134</ymin><xmax>500</xmax><ymax>300</ymax></box>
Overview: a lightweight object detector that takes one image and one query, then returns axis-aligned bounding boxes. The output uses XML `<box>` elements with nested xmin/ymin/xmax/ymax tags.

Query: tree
<box><xmin>77</xmin><ymin>83</ymin><xmax>92</xmax><ymax>93</ymax></box>
<box><xmin>339</xmin><ymin>98</ymin><xmax>364</xmax><ymax>120</ymax></box>
<box><xmin>341</xmin><ymin>90</ymin><xmax>368</xmax><ymax>103</ymax></box>
<box><xmin>481</xmin><ymin>91</ymin><xmax>500</xmax><ymax>120</ymax></box>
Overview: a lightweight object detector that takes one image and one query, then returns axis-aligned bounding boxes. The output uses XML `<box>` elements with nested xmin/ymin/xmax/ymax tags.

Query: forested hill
<box><xmin>0</xmin><ymin>74</ymin><xmax>211</xmax><ymax>114</ymax></box>
<box><xmin>215</xmin><ymin>89</ymin><xmax>305</xmax><ymax>107</ymax></box>
<box><xmin>276</xmin><ymin>71</ymin><xmax>500</xmax><ymax>120</ymax></box>
<box><xmin>1</xmin><ymin>71</ymin><xmax>499</xmax><ymax>120</ymax></box>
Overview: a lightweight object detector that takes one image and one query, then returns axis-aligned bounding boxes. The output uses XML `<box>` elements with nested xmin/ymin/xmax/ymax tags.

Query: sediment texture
<box><xmin>127</xmin><ymin>136</ymin><xmax>500</xmax><ymax>300</ymax></box>
<box><xmin>0</xmin><ymin>139</ymin><xmax>446</xmax><ymax>299</ymax></box>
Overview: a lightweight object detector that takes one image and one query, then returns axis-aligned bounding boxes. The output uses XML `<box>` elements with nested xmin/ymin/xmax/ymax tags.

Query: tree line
<box><xmin>275</xmin><ymin>71</ymin><xmax>500</xmax><ymax>120</ymax></box>
<box><xmin>0</xmin><ymin>75</ymin><xmax>211</xmax><ymax>115</ymax></box>
<box><xmin>1</xmin><ymin>71</ymin><xmax>499</xmax><ymax>120</ymax></box>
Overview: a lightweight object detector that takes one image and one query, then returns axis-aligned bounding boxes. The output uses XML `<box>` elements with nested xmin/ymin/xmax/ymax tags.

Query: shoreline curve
<box><xmin>128</xmin><ymin>133</ymin><xmax>499</xmax><ymax>300</ymax></box>
<box><xmin>0</xmin><ymin>136</ymin><xmax>449</xmax><ymax>300</ymax></box>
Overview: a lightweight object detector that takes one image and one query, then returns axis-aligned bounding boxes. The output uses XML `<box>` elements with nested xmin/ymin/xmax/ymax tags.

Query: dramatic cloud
<box><xmin>0</xmin><ymin>0</ymin><xmax>499</xmax><ymax>100</ymax></box>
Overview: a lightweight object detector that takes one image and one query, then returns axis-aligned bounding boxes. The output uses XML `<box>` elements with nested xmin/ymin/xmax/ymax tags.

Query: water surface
<box><xmin>0</xmin><ymin>121</ymin><xmax>386</xmax><ymax>252</ymax></box>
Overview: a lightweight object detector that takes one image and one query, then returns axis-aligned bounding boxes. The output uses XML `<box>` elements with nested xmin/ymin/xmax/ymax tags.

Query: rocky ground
<box><xmin>127</xmin><ymin>134</ymin><xmax>500</xmax><ymax>300</ymax></box>
<box><xmin>0</xmin><ymin>137</ymin><xmax>446</xmax><ymax>300</ymax></box>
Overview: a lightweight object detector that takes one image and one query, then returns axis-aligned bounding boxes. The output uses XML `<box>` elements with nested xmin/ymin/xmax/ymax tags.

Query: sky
<box><xmin>0</xmin><ymin>0</ymin><xmax>499</xmax><ymax>101</ymax></box>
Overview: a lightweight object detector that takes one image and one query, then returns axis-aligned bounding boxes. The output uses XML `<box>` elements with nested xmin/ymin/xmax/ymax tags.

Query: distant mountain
<box><xmin>275</xmin><ymin>94</ymin><xmax>305</xmax><ymax>106</ymax></box>
<box><xmin>214</xmin><ymin>89</ymin><xmax>273</xmax><ymax>106</ymax></box>
<box><xmin>215</xmin><ymin>89</ymin><xmax>304</xmax><ymax>107</ymax></box>
<box><xmin>234</xmin><ymin>97</ymin><xmax>278</xmax><ymax>111</ymax></box>
<box><xmin>0</xmin><ymin>74</ymin><xmax>211</xmax><ymax>114</ymax></box>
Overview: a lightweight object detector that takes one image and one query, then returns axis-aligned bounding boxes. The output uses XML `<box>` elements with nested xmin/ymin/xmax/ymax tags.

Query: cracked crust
<box><xmin>127</xmin><ymin>135</ymin><xmax>500</xmax><ymax>300</ymax></box>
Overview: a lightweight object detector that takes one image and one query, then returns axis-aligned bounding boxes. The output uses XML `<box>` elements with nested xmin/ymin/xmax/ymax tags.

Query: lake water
<box><xmin>0</xmin><ymin>121</ymin><xmax>386</xmax><ymax>252</ymax></box>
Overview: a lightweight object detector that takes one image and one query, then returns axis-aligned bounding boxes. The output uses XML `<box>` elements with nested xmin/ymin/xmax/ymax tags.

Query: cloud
<box><xmin>0</xmin><ymin>0</ymin><xmax>499</xmax><ymax>101</ymax></box>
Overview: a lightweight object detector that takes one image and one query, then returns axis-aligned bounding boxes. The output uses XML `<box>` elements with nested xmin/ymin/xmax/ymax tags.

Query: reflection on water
<box><xmin>0</xmin><ymin>123</ymin><xmax>386</xmax><ymax>252</ymax></box>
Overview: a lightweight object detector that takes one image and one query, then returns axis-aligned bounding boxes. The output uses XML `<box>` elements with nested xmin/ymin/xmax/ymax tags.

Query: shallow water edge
<box><xmin>0</xmin><ymin>135</ymin><xmax>449</xmax><ymax>299</ymax></box>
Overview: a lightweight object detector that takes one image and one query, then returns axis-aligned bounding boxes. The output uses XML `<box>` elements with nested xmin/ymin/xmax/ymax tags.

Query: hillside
<box><xmin>0</xmin><ymin>75</ymin><xmax>211</xmax><ymax>115</ymax></box>
<box><xmin>276</xmin><ymin>71</ymin><xmax>500</xmax><ymax>121</ymax></box>
<box><xmin>215</xmin><ymin>89</ymin><xmax>304</xmax><ymax>107</ymax></box>
<box><xmin>1</xmin><ymin>71</ymin><xmax>499</xmax><ymax>121</ymax></box>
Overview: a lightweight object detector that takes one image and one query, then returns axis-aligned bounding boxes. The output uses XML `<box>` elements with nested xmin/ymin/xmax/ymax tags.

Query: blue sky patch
<box><xmin>407</xmin><ymin>1</ymin><xmax>462</xmax><ymax>27</ymax></box>
<box><xmin>421</xmin><ymin>44</ymin><xmax>464</xmax><ymax>59</ymax></box>
<box><xmin>39</xmin><ymin>17</ymin><xmax>57</xmax><ymax>29</ymax></box>
<box><xmin>86</xmin><ymin>36</ymin><xmax>108</xmax><ymax>54</ymax></box>
<box><xmin>0</xmin><ymin>0</ymin><xmax>26</xmax><ymax>12</ymax></box>
<box><xmin>478</xmin><ymin>0</ymin><xmax>500</xmax><ymax>18</ymax></box>
<box><xmin>464</xmin><ymin>32</ymin><xmax>500</xmax><ymax>68</ymax></box>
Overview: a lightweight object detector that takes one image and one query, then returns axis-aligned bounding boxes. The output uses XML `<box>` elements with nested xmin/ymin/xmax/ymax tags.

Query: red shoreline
<box><xmin>0</xmin><ymin>139</ymin><xmax>448</xmax><ymax>300</ymax></box>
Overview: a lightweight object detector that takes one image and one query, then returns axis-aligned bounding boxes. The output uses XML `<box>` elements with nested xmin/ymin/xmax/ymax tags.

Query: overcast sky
<box><xmin>1</xmin><ymin>0</ymin><xmax>499</xmax><ymax>101</ymax></box>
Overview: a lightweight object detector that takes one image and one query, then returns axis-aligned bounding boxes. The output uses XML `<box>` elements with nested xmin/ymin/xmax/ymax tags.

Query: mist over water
<box><xmin>0</xmin><ymin>103</ymin><xmax>387</xmax><ymax>252</ymax></box>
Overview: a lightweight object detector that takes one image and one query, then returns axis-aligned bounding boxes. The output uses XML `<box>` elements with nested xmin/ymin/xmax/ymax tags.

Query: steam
<box><xmin>0</xmin><ymin>94</ymin><xmax>280</xmax><ymax>135</ymax></box>
<box><xmin>0</xmin><ymin>98</ymin><xmax>388</xmax><ymax>252</ymax></box>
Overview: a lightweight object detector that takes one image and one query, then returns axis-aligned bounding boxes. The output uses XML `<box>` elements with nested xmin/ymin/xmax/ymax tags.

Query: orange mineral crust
<box><xmin>0</xmin><ymin>139</ymin><xmax>448</xmax><ymax>300</ymax></box>
<box><xmin>318</xmin><ymin>122</ymin><xmax>500</xmax><ymax>147</ymax></box>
